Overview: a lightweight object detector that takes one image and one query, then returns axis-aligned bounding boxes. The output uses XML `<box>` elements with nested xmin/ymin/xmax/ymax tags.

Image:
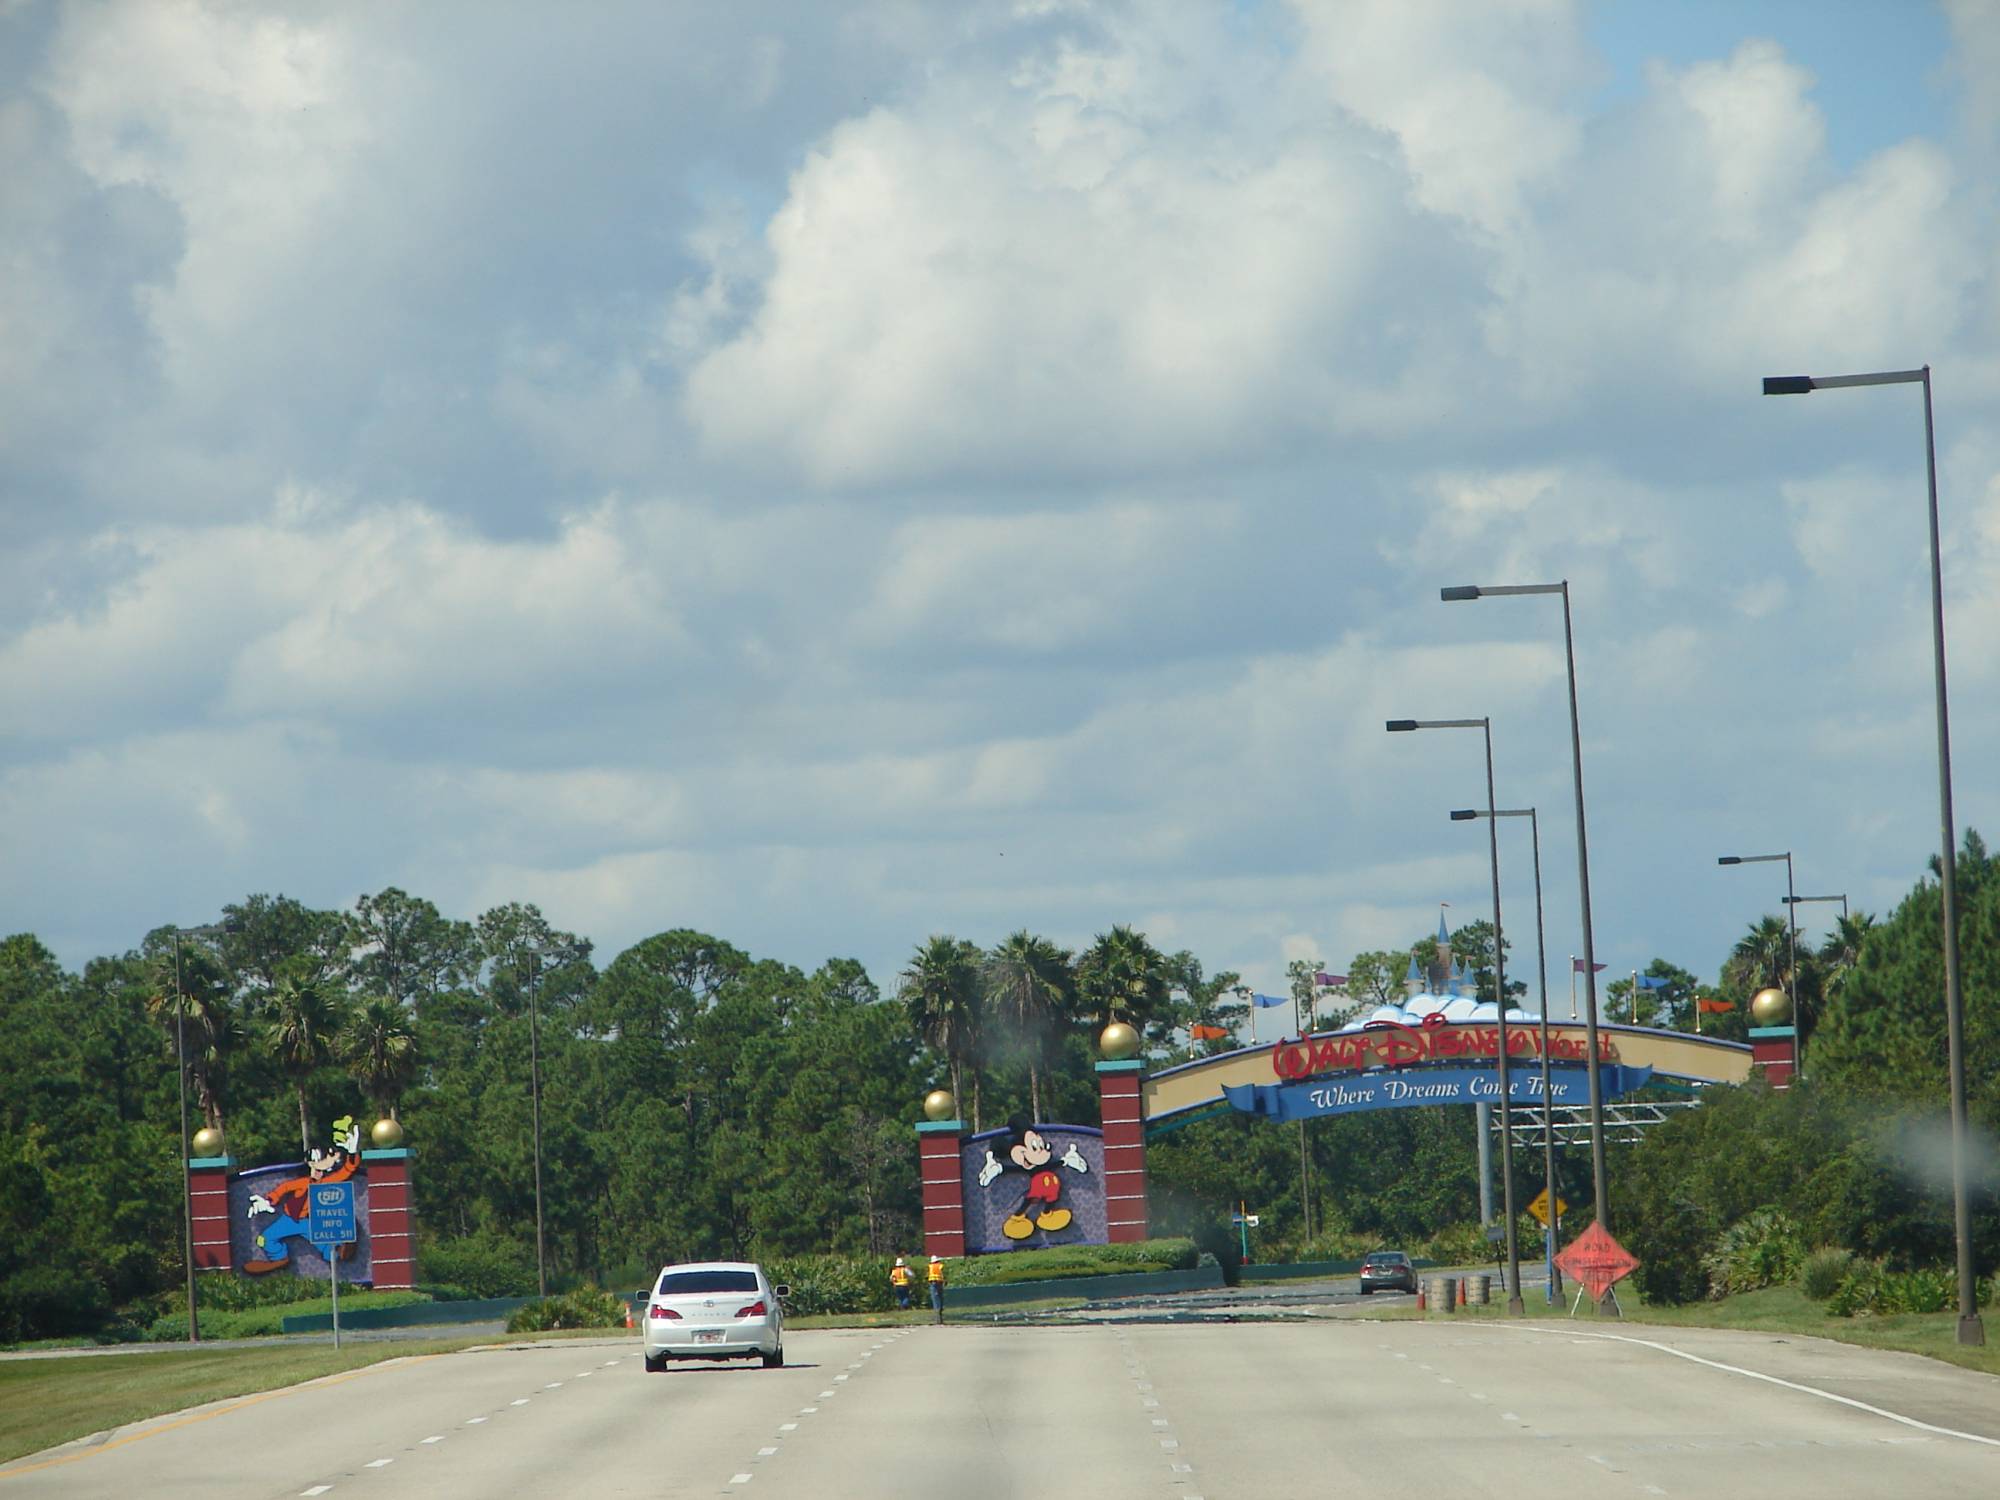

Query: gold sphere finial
<box><xmin>191</xmin><ymin>1126</ymin><xmax>224</xmax><ymax>1157</ymax></box>
<box><xmin>370</xmin><ymin>1117</ymin><xmax>405</xmax><ymax>1149</ymax></box>
<box><xmin>1750</xmin><ymin>987</ymin><xmax>1792</xmax><ymax>1026</ymax></box>
<box><xmin>1099</xmin><ymin>1021</ymin><xmax>1141</xmax><ymax>1060</ymax></box>
<box><xmin>922</xmin><ymin>1088</ymin><xmax>956</xmax><ymax>1122</ymax></box>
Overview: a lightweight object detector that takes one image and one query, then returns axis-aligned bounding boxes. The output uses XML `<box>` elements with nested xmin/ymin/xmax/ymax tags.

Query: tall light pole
<box><xmin>1387</xmin><ymin>716</ymin><xmax>1523</xmax><ymax>1316</ymax></box>
<box><xmin>1456</xmin><ymin>806</ymin><xmax>1559</xmax><ymax>1304</ymax></box>
<box><xmin>170</xmin><ymin>922</ymin><xmax>226</xmax><ymax>1344</ymax></box>
<box><xmin>1440</xmin><ymin>581</ymin><xmax>1613</xmax><ymax>1309</ymax></box>
<box><xmin>524</xmin><ymin>947</ymin><xmax>552</xmax><ymax>1302</ymax></box>
<box><xmin>1762</xmin><ymin>365</ymin><xmax>1981</xmax><ymax>1347</ymax></box>
<box><xmin>1718</xmin><ymin>852</ymin><xmax>1799</xmax><ymax>1074</ymax></box>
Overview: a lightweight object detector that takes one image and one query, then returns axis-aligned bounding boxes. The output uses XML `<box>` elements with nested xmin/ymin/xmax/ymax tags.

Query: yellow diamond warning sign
<box><xmin>1527</xmin><ymin>1187</ymin><xmax>1569</xmax><ymax>1228</ymax></box>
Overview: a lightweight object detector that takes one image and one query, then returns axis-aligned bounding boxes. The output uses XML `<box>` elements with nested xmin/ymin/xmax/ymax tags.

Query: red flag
<box><xmin>1571</xmin><ymin>959</ymin><xmax>1609</xmax><ymax>973</ymax></box>
<box><xmin>1190</xmin><ymin>1024</ymin><xmax>1229</xmax><ymax>1041</ymax></box>
<box><xmin>1697</xmin><ymin>997</ymin><xmax>1734</xmax><ymax>1014</ymax></box>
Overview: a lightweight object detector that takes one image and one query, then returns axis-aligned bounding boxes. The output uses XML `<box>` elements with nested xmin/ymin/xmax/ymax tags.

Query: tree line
<box><xmin>2</xmin><ymin>834</ymin><xmax>1992</xmax><ymax>1340</ymax></box>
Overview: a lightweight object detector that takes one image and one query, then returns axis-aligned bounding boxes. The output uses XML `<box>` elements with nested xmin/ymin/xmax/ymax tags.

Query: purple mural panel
<box><xmin>959</xmin><ymin>1122</ymin><xmax>1107</xmax><ymax>1254</ymax></box>
<box><xmin>225</xmin><ymin>1116</ymin><xmax>375</xmax><ymax>1283</ymax></box>
<box><xmin>228</xmin><ymin>1162</ymin><xmax>374</xmax><ymax>1283</ymax></box>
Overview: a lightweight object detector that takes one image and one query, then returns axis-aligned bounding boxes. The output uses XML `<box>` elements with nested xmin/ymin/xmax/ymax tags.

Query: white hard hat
<box><xmin>930</xmin><ymin>1255</ymin><xmax>942</xmax><ymax>1263</ymax></box>
<box><xmin>894</xmin><ymin>1257</ymin><xmax>905</xmax><ymax>1265</ymax></box>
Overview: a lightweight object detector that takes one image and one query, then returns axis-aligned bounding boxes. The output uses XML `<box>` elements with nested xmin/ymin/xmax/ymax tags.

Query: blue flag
<box><xmin>1635</xmin><ymin>976</ymin><xmax>1671</xmax><ymax>991</ymax></box>
<box><xmin>1250</xmin><ymin>992</ymin><xmax>1291</xmax><ymax>1008</ymax></box>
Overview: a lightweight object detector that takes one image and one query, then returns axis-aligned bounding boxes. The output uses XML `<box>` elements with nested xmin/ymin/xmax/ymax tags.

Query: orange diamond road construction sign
<box><xmin>1556</xmin><ymin>1222</ymin><xmax>1638</xmax><ymax>1301</ymax></box>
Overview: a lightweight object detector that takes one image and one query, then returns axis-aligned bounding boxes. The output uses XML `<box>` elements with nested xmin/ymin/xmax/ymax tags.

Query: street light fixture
<box><xmin>1453</xmin><ymin>805</ymin><xmax>1560</xmax><ymax>1304</ymax></box>
<box><xmin>1717</xmin><ymin>852</ymin><xmax>1800</xmax><ymax>1076</ymax></box>
<box><xmin>1762</xmin><ymin>365</ymin><xmax>1981</xmax><ymax>1347</ymax></box>
<box><xmin>1784</xmin><ymin>893</ymin><xmax>1849</xmax><ymax>923</ymax></box>
<box><xmin>170</xmin><ymin>922</ymin><xmax>227</xmax><ymax>1344</ymax></box>
<box><xmin>1439</xmin><ymin>580</ymin><xmax>1614</xmax><ymax>1307</ymax></box>
<box><xmin>1387</xmin><ymin>716</ymin><xmax>1524</xmax><ymax>1316</ymax></box>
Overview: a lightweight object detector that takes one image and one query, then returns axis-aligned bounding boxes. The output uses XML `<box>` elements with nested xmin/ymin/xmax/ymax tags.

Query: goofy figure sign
<box><xmin>978</xmin><ymin>1117</ymin><xmax>1090</xmax><ymax>1242</ymax></box>
<box><xmin>242</xmin><ymin>1116</ymin><xmax>361</xmax><ymax>1273</ymax></box>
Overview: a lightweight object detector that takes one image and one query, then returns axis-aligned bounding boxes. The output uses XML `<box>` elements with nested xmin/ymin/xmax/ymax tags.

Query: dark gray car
<box><xmin>1358</xmin><ymin>1250</ymin><xmax>1416</xmax><ymax>1294</ymax></box>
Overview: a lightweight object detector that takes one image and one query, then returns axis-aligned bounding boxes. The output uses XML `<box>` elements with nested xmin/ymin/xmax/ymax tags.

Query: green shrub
<box><xmin>1800</xmin><ymin>1248</ymin><xmax>1854</xmax><ymax>1301</ymax></box>
<box><xmin>146</xmin><ymin>1288</ymin><xmax>431</xmax><ymax>1341</ymax></box>
<box><xmin>1418</xmin><ymin>1222</ymin><xmax>1496</xmax><ymax>1268</ymax></box>
<box><xmin>762</xmin><ymin>1255</ymin><xmax>895</xmax><ymax>1317</ymax></box>
<box><xmin>951</xmin><ymin>1238</ymin><xmax>1199</xmax><ymax>1287</ymax></box>
<box><xmin>505</xmin><ymin>1288</ymin><xmax>626</xmax><ymax>1334</ymax></box>
<box><xmin>0</xmin><ymin>1267</ymin><xmax>110</xmax><ymax>1343</ymax></box>
<box><xmin>1703</xmin><ymin>1209</ymin><xmax>1804</xmax><ymax>1299</ymax></box>
<box><xmin>1627</xmin><ymin>1194</ymin><xmax>1713</xmax><ymax>1306</ymax></box>
<box><xmin>419</xmin><ymin>1233</ymin><xmax>538</xmax><ymax>1298</ymax></box>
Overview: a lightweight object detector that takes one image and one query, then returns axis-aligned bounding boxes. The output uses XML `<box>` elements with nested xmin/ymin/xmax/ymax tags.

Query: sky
<box><xmin>5</xmin><ymin>0</ymin><xmax>2000</xmax><ymax>1011</ymax></box>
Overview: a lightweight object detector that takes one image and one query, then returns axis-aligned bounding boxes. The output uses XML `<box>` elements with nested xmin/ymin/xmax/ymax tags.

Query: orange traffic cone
<box><xmin>1457</xmin><ymin>1279</ymin><xmax>1467</xmax><ymax>1308</ymax></box>
<box><xmin>1416</xmin><ymin>1287</ymin><xmax>1427</xmax><ymax>1311</ymax></box>
<box><xmin>624</xmin><ymin>1303</ymin><xmax>635</xmax><ymax>1330</ymax></box>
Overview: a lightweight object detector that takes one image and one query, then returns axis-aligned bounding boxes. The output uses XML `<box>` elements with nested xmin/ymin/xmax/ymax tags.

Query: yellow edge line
<box><xmin>0</xmin><ymin>1351</ymin><xmax>450</xmax><ymax>1481</ymax></box>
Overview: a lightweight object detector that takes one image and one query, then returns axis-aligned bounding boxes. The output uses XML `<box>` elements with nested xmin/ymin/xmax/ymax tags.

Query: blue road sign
<box><xmin>308</xmin><ymin>1180</ymin><xmax>356</xmax><ymax>1246</ymax></box>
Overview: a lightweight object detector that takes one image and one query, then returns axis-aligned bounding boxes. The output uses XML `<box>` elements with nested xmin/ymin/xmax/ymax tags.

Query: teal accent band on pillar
<box><xmin>1748</xmin><ymin>1026</ymin><xmax>1797</xmax><ymax>1039</ymax></box>
<box><xmin>361</xmin><ymin>1148</ymin><xmax>413</xmax><ymax>1161</ymax></box>
<box><xmin>1094</xmin><ymin>1060</ymin><xmax>1144</xmax><ymax>1074</ymax></box>
<box><xmin>186</xmin><ymin>1156</ymin><xmax>235</xmax><ymax>1169</ymax></box>
<box><xmin>915</xmin><ymin>1120</ymin><xmax>965</xmax><ymax>1134</ymax></box>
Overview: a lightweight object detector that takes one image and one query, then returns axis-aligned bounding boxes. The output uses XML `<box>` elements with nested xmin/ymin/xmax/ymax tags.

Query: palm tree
<box><xmin>1074</xmin><ymin>925</ymin><xmax>1169</xmax><ymax>1032</ymax></box>
<box><xmin>146</xmin><ymin>947</ymin><xmax>238</xmax><ymax>1133</ymax></box>
<box><xmin>1819</xmin><ymin>911</ymin><xmax>1875</xmax><ymax>999</ymax></box>
<box><xmin>265</xmin><ymin>976</ymin><xmax>347</xmax><ymax>1157</ymax></box>
<box><xmin>901</xmin><ymin>936</ymin><xmax>984</xmax><ymax>1128</ymax></box>
<box><xmin>983</xmin><ymin>932</ymin><xmax>1073</xmax><ymax>1120</ymax></box>
<box><xmin>340</xmin><ymin>996</ymin><xmax>421</xmax><ymax>1121</ymax></box>
<box><xmin>1727</xmin><ymin>915</ymin><xmax>1793</xmax><ymax>994</ymax></box>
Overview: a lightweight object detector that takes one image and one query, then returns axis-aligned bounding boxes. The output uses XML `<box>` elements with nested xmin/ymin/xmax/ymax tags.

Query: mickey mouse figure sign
<box><xmin>978</xmin><ymin>1117</ymin><xmax>1090</xmax><ymax>1241</ymax></box>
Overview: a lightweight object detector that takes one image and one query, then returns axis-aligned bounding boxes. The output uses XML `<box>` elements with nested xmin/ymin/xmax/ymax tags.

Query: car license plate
<box><xmin>693</xmin><ymin>1330</ymin><xmax>724</xmax><ymax>1344</ymax></box>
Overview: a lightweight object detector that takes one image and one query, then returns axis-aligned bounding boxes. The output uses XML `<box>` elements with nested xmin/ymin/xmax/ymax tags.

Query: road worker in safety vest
<box><xmin>926</xmin><ymin>1255</ymin><xmax>946</xmax><ymax>1322</ymax></box>
<box><xmin>889</xmin><ymin>1257</ymin><xmax>914</xmax><ymax>1310</ymax></box>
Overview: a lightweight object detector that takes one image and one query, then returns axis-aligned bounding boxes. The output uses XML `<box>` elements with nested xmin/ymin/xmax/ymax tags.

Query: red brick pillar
<box><xmin>916</xmin><ymin>1119</ymin><xmax>967</xmax><ymax>1259</ymax></box>
<box><xmin>187</xmin><ymin>1153</ymin><xmax>235</xmax><ymax>1272</ymax></box>
<box><xmin>1749</xmin><ymin>1026</ymin><xmax>1796</xmax><ymax>1089</ymax></box>
<box><xmin>361</xmin><ymin>1148</ymin><xmax>415</xmax><ymax>1289</ymax></box>
<box><xmin>1097</xmin><ymin>1061</ymin><xmax>1149</xmax><ymax>1243</ymax></box>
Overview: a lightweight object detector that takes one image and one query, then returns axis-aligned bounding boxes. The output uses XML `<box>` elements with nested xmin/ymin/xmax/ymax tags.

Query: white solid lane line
<box><xmin>1505</xmin><ymin>1325</ymin><xmax>2000</xmax><ymax>1449</ymax></box>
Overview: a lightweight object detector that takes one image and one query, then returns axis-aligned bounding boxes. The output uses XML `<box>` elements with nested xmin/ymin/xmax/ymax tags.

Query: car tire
<box><xmin>762</xmin><ymin>1346</ymin><xmax>784</xmax><ymax>1369</ymax></box>
<box><xmin>644</xmin><ymin>1353</ymin><xmax>667</xmax><ymax>1373</ymax></box>
<box><xmin>1360</xmin><ymin>1286</ymin><xmax>1372</xmax><ymax>1295</ymax></box>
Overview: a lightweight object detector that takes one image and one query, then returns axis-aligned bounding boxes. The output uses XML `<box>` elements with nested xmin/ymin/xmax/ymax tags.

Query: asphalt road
<box><xmin>5</xmin><ymin>1317</ymin><xmax>1999</xmax><ymax>1497</ymax></box>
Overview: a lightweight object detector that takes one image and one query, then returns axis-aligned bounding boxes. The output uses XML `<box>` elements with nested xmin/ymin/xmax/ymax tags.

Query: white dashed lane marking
<box><xmin>511</xmin><ymin>1398</ymin><xmax>530</xmax><ymax>1406</ymax></box>
<box><xmin>757</xmin><ymin>1446</ymin><xmax>778</xmax><ymax>1456</ymax></box>
<box><xmin>301</xmin><ymin>1488</ymin><xmax>332</xmax><ymax>1497</ymax></box>
<box><xmin>422</xmin><ymin>1435</ymin><xmax>445</xmax><ymax>1444</ymax></box>
<box><xmin>730</xmin><ymin>1473</ymin><xmax>753</xmax><ymax>1486</ymax></box>
<box><xmin>365</xmin><ymin>1458</ymin><xmax>393</xmax><ymax>1468</ymax></box>
<box><xmin>779</xmin><ymin>1422</ymin><xmax>798</xmax><ymax>1431</ymax></box>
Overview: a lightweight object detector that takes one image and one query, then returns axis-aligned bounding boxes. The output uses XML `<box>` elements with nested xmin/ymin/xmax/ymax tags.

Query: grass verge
<box><xmin>1362</xmin><ymin>1282</ymin><xmax>2000</xmax><ymax>1379</ymax></box>
<box><xmin>0</xmin><ymin>1329</ymin><xmax>634</xmax><ymax>1468</ymax></box>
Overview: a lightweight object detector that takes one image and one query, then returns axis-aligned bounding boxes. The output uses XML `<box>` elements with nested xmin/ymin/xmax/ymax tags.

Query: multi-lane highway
<box><xmin>5</xmin><ymin>1316</ymin><xmax>1998</xmax><ymax>1497</ymax></box>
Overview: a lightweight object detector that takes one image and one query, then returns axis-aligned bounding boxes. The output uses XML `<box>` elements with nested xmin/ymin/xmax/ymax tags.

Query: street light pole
<box><xmin>169</xmin><ymin>922</ymin><xmax>226</xmax><ymax>1345</ymax></box>
<box><xmin>1763</xmin><ymin>365</ymin><xmax>1979</xmax><ymax>1345</ymax></box>
<box><xmin>1717</xmin><ymin>852</ymin><xmax>1799</xmax><ymax>1075</ymax></box>
<box><xmin>1388</xmin><ymin>717</ymin><xmax>1523</xmax><ymax>1315</ymax></box>
<box><xmin>1455</xmin><ymin>806</ymin><xmax>1558</xmax><ymax>1303</ymax></box>
<box><xmin>525</xmin><ymin>949</ymin><xmax>549</xmax><ymax>1302</ymax></box>
<box><xmin>1785</xmin><ymin>893</ymin><xmax>1849</xmax><ymax>924</ymax></box>
<box><xmin>1440</xmin><ymin>581</ymin><xmax>1613</xmax><ymax>1312</ymax></box>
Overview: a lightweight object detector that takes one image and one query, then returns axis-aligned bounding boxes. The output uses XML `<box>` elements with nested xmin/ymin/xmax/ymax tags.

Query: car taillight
<box><xmin>735</xmin><ymin>1300</ymin><xmax>767</xmax><ymax>1319</ymax></box>
<box><xmin>649</xmin><ymin>1305</ymin><xmax>680</xmax><ymax>1320</ymax></box>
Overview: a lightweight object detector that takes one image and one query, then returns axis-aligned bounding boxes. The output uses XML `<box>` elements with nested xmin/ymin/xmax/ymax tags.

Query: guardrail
<box><xmin>281</xmin><ymin>1296</ymin><xmax>531</xmax><ymax>1334</ymax></box>
<box><xmin>1239</xmin><ymin>1256</ymin><xmax>1437</xmax><ymax>1282</ymax></box>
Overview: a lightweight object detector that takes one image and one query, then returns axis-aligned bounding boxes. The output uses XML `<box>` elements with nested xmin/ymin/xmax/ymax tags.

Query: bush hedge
<box><xmin>146</xmin><ymin>1288</ymin><xmax>431</xmax><ymax>1341</ymax></box>
<box><xmin>1799</xmin><ymin>1248</ymin><xmax>1854</xmax><ymax>1301</ymax></box>
<box><xmin>418</xmin><ymin>1232</ymin><xmax>539</xmax><ymax>1299</ymax></box>
<box><xmin>505</xmin><ymin>1288</ymin><xmax>627</xmax><ymax>1333</ymax></box>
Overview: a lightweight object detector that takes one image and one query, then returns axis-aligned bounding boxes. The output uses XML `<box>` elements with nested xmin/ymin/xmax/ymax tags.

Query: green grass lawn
<box><xmin>0</xmin><ymin>1328</ymin><xmax>636</xmax><ymax>1469</ymax></box>
<box><xmin>1365</xmin><ymin>1280</ymin><xmax>2000</xmax><ymax>1379</ymax></box>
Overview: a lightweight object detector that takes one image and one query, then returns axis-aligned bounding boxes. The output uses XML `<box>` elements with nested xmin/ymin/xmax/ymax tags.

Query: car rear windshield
<box><xmin>1364</xmin><ymin>1254</ymin><xmax>1406</xmax><ymax>1265</ymax></box>
<box><xmin>656</xmin><ymin>1270</ymin><xmax>759</xmax><ymax>1295</ymax></box>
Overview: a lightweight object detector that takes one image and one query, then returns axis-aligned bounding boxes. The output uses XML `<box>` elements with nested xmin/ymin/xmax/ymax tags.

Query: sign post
<box><xmin>308</xmin><ymin>1180</ymin><xmax>357</xmax><ymax>1348</ymax></box>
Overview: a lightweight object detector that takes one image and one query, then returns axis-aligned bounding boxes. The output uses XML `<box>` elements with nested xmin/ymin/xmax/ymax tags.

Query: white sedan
<box><xmin>642</xmin><ymin>1261</ymin><xmax>786</xmax><ymax>1371</ymax></box>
